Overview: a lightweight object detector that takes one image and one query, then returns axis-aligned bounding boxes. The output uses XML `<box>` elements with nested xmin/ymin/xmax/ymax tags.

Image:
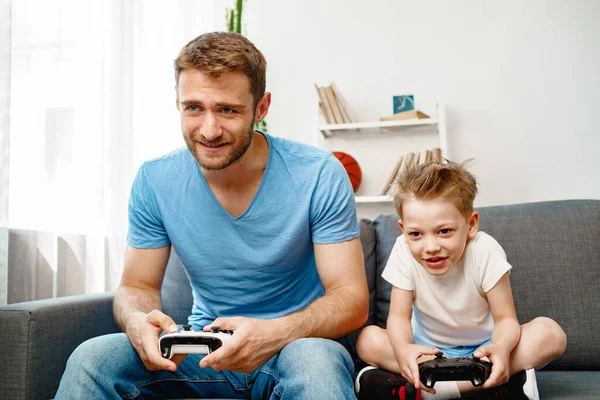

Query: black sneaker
<box><xmin>355</xmin><ymin>366</ymin><xmax>419</xmax><ymax>400</ymax></box>
<box><xmin>478</xmin><ymin>369</ymin><xmax>539</xmax><ymax>400</ymax></box>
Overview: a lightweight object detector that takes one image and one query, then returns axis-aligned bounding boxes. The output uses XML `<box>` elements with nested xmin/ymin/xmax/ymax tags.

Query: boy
<box><xmin>355</xmin><ymin>160</ymin><xmax>566</xmax><ymax>400</ymax></box>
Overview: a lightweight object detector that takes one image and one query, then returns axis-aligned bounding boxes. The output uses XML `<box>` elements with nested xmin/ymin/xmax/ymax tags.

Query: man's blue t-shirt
<box><xmin>127</xmin><ymin>133</ymin><xmax>359</xmax><ymax>329</ymax></box>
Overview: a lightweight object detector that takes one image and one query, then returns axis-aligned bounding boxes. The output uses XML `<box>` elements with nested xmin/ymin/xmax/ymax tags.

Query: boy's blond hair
<box><xmin>392</xmin><ymin>159</ymin><xmax>478</xmax><ymax>220</ymax></box>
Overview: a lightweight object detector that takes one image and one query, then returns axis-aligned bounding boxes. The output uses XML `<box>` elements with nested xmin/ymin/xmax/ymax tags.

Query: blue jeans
<box><xmin>55</xmin><ymin>333</ymin><xmax>355</xmax><ymax>399</ymax></box>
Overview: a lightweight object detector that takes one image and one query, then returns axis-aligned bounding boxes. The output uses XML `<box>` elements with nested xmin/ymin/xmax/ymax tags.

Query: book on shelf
<box><xmin>330</xmin><ymin>82</ymin><xmax>358</xmax><ymax>123</ymax></box>
<box><xmin>383</xmin><ymin>152</ymin><xmax>413</xmax><ymax>195</ymax></box>
<box><xmin>315</xmin><ymin>82</ymin><xmax>358</xmax><ymax>125</ymax></box>
<box><xmin>380</xmin><ymin>155</ymin><xmax>404</xmax><ymax>195</ymax></box>
<box><xmin>381</xmin><ymin>148</ymin><xmax>444</xmax><ymax>195</ymax></box>
<box><xmin>379</xmin><ymin>109</ymin><xmax>430</xmax><ymax>122</ymax></box>
<box><xmin>432</xmin><ymin>147</ymin><xmax>442</xmax><ymax>162</ymax></box>
<box><xmin>418</xmin><ymin>148</ymin><xmax>430</xmax><ymax>165</ymax></box>
<box><xmin>324</xmin><ymin>86</ymin><xmax>344</xmax><ymax>124</ymax></box>
<box><xmin>314</xmin><ymin>84</ymin><xmax>335</xmax><ymax>124</ymax></box>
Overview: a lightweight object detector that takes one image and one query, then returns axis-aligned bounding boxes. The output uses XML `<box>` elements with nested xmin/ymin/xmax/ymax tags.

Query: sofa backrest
<box><xmin>372</xmin><ymin>199</ymin><xmax>600</xmax><ymax>371</ymax></box>
<box><xmin>161</xmin><ymin>199</ymin><xmax>600</xmax><ymax>371</ymax></box>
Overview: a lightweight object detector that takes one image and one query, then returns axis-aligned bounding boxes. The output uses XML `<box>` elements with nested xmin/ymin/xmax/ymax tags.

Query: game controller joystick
<box><xmin>158</xmin><ymin>324</ymin><xmax>233</xmax><ymax>359</ymax></box>
<box><xmin>418</xmin><ymin>353</ymin><xmax>493</xmax><ymax>388</ymax></box>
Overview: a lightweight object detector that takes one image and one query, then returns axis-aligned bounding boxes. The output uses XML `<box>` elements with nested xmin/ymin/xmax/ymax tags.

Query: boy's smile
<box><xmin>399</xmin><ymin>198</ymin><xmax>479</xmax><ymax>276</ymax></box>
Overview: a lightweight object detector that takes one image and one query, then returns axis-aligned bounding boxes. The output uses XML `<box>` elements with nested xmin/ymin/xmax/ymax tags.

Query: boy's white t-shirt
<box><xmin>382</xmin><ymin>231</ymin><xmax>512</xmax><ymax>348</ymax></box>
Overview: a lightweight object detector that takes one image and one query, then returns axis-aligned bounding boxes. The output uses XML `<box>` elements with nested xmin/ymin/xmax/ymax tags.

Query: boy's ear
<box><xmin>468</xmin><ymin>211</ymin><xmax>480</xmax><ymax>240</ymax></box>
<box><xmin>398</xmin><ymin>219</ymin><xmax>408</xmax><ymax>242</ymax></box>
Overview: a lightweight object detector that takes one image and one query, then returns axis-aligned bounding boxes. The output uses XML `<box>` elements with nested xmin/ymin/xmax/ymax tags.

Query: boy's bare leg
<box><xmin>457</xmin><ymin>316</ymin><xmax>567</xmax><ymax>395</ymax></box>
<box><xmin>356</xmin><ymin>325</ymin><xmax>403</xmax><ymax>373</ymax></box>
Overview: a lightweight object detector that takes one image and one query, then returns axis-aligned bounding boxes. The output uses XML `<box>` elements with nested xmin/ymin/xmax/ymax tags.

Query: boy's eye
<box><xmin>439</xmin><ymin>228</ymin><xmax>452</xmax><ymax>235</ymax></box>
<box><xmin>408</xmin><ymin>232</ymin><xmax>421</xmax><ymax>238</ymax></box>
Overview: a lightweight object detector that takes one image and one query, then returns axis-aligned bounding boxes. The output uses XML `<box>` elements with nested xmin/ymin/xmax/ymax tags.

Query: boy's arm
<box><xmin>475</xmin><ymin>272</ymin><xmax>521</xmax><ymax>387</ymax></box>
<box><xmin>387</xmin><ymin>286</ymin><xmax>415</xmax><ymax>350</ymax></box>
<box><xmin>387</xmin><ymin>286</ymin><xmax>439</xmax><ymax>390</ymax></box>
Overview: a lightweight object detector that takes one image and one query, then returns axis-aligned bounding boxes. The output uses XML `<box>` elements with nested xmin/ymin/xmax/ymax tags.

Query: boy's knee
<box><xmin>533</xmin><ymin>317</ymin><xmax>567</xmax><ymax>357</ymax></box>
<box><xmin>356</xmin><ymin>325</ymin><xmax>385</xmax><ymax>362</ymax></box>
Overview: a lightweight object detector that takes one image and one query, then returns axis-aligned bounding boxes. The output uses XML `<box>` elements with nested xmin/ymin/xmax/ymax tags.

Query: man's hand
<box><xmin>474</xmin><ymin>344</ymin><xmax>511</xmax><ymax>389</ymax></box>
<box><xmin>126</xmin><ymin>309</ymin><xmax>186</xmax><ymax>372</ymax></box>
<box><xmin>394</xmin><ymin>343</ymin><xmax>440</xmax><ymax>394</ymax></box>
<box><xmin>199</xmin><ymin>316</ymin><xmax>285</xmax><ymax>372</ymax></box>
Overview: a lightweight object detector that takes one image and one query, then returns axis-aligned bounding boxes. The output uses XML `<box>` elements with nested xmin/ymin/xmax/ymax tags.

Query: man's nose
<box><xmin>200</xmin><ymin>112</ymin><xmax>222</xmax><ymax>141</ymax></box>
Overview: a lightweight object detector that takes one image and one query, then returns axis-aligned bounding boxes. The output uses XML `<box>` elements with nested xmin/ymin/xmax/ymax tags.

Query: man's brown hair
<box><xmin>174</xmin><ymin>31</ymin><xmax>266</xmax><ymax>108</ymax></box>
<box><xmin>392</xmin><ymin>159</ymin><xmax>478</xmax><ymax>220</ymax></box>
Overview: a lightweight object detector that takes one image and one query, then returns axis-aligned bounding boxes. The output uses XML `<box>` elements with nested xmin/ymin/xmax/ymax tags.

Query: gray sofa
<box><xmin>1</xmin><ymin>199</ymin><xmax>599</xmax><ymax>399</ymax></box>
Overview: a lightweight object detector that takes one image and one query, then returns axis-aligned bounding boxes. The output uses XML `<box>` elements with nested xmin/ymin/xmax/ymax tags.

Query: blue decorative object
<box><xmin>393</xmin><ymin>95</ymin><xmax>415</xmax><ymax>114</ymax></box>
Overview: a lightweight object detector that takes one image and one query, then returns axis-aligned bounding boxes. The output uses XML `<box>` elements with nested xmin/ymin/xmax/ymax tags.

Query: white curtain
<box><xmin>4</xmin><ymin>0</ymin><xmax>226</xmax><ymax>304</ymax></box>
<box><xmin>1</xmin><ymin>0</ymin><xmax>11</xmax><ymax>305</ymax></box>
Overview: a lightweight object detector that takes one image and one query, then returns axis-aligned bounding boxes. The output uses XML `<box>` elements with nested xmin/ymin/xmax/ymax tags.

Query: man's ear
<box><xmin>468</xmin><ymin>211</ymin><xmax>480</xmax><ymax>240</ymax></box>
<box><xmin>254</xmin><ymin>92</ymin><xmax>272</xmax><ymax>123</ymax></box>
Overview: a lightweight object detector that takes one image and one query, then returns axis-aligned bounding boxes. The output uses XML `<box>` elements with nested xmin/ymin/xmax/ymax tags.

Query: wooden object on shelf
<box><xmin>324</xmin><ymin>86</ymin><xmax>344</xmax><ymax>124</ymax></box>
<box><xmin>380</xmin><ymin>155</ymin><xmax>404</xmax><ymax>195</ymax></box>
<box><xmin>425</xmin><ymin>149</ymin><xmax>433</xmax><ymax>163</ymax></box>
<box><xmin>379</xmin><ymin>109</ymin><xmax>430</xmax><ymax>122</ymax></box>
<box><xmin>315</xmin><ymin>84</ymin><xmax>335</xmax><ymax>124</ymax></box>
<box><xmin>432</xmin><ymin>147</ymin><xmax>442</xmax><ymax>162</ymax></box>
<box><xmin>418</xmin><ymin>148</ymin><xmax>429</xmax><ymax>165</ymax></box>
<box><xmin>331</xmin><ymin>82</ymin><xmax>358</xmax><ymax>123</ymax></box>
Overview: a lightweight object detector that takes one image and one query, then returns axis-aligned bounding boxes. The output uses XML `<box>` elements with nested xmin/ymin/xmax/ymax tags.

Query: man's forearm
<box><xmin>113</xmin><ymin>285</ymin><xmax>162</xmax><ymax>333</ymax></box>
<box><xmin>275</xmin><ymin>286</ymin><xmax>368</xmax><ymax>344</ymax></box>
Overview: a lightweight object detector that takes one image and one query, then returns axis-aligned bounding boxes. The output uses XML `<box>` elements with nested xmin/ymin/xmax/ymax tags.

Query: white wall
<box><xmin>245</xmin><ymin>0</ymin><xmax>600</xmax><ymax>212</ymax></box>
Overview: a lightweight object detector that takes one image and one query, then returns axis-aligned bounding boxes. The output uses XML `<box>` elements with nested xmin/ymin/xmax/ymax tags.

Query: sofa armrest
<box><xmin>0</xmin><ymin>292</ymin><xmax>120</xmax><ymax>400</ymax></box>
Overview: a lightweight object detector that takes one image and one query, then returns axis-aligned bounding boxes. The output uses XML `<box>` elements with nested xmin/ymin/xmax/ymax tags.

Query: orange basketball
<box><xmin>332</xmin><ymin>151</ymin><xmax>362</xmax><ymax>193</ymax></box>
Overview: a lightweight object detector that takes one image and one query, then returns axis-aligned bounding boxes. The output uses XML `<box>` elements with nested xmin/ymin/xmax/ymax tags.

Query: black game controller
<box><xmin>419</xmin><ymin>353</ymin><xmax>493</xmax><ymax>388</ymax></box>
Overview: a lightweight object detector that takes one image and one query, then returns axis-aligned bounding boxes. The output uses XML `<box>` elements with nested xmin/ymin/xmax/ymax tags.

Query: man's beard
<box><xmin>184</xmin><ymin>124</ymin><xmax>254</xmax><ymax>170</ymax></box>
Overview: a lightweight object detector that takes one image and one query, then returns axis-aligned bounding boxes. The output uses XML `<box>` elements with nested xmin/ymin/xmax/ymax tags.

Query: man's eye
<box><xmin>221</xmin><ymin>107</ymin><xmax>235</xmax><ymax>114</ymax></box>
<box><xmin>186</xmin><ymin>105</ymin><xmax>200</xmax><ymax>111</ymax></box>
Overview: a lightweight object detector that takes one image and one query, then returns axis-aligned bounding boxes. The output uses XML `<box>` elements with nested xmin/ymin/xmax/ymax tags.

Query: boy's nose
<box><xmin>424</xmin><ymin>236</ymin><xmax>441</xmax><ymax>253</ymax></box>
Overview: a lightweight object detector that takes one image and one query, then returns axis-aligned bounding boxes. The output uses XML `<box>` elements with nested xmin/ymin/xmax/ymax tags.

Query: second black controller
<box><xmin>419</xmin><ymin>353</ymin><xmax>493</xmax><ymax>388</ymax></box>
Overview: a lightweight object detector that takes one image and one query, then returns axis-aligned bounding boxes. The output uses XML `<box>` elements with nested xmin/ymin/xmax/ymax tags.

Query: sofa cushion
<box><xmin>537</xmin><ymin>371</ymin><xmax>600</xmax><ymax>399</ymax></box>
<box><xmin>477</xmin><ymin>200</ymin><xmax>600</xmax><ymax>370</ymax></box>
<box><xmin>372</xmin><ymin>214</ymin><xmax>401</xmax><ymax>328</ymax></box>
<box><xmin>359</xmin><ymin>218</ymin><xmax>378</xmax><ymax>327</ymax></box>
<box><xmin>161</xmin><ymin>249</ymin><xmax>194</xmax><ymax>324</ymax></box>
<box><xmin>372</xmin><ymin>200</ymin><xmax>600</xmax><ymax>371</ymax></box>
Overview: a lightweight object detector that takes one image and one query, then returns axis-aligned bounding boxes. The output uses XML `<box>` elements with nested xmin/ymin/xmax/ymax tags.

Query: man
<box><xmin>55</xmin><ymin>31</ymin><xmax>368</xmax><ymax>399</ymax></box>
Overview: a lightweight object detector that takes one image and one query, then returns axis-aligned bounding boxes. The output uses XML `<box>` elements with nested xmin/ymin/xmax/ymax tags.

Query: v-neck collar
<box><xmin>195</xmin><ymin>132</ymin><xmax>272</xmax><ymax>221</ymax></box>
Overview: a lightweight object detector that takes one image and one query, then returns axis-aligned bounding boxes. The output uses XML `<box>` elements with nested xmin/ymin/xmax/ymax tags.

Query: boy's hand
<box><xmin>474</xmin><ymin>344</ymin><xmax>510</xmax><ymax>389</ymax></box>
<box><xmin>395</xmin><ymin>343</ymin><xmax>441</xmax><ymax>393</ymax></box>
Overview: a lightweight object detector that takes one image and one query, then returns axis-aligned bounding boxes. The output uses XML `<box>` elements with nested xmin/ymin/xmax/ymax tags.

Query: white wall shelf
<box><xmin>313</xmin><ymin>100</ymin><xmax>447</xmax><ymax>219</ymax></box>
<box><xmin>355</xmin><ymin>195</ymin><xmax>393</xmax><ymax>204</ymax></box>
<box><xmin>319</xmin><ymin>118</ymin><xmax>439</xmax><ymax>138</ymax></box>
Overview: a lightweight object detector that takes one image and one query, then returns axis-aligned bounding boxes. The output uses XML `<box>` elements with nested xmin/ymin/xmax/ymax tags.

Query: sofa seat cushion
<box><xmin>537</xmin><ymin>371</ymin><xmax>600</xmax><ymax>399</ymax></box>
